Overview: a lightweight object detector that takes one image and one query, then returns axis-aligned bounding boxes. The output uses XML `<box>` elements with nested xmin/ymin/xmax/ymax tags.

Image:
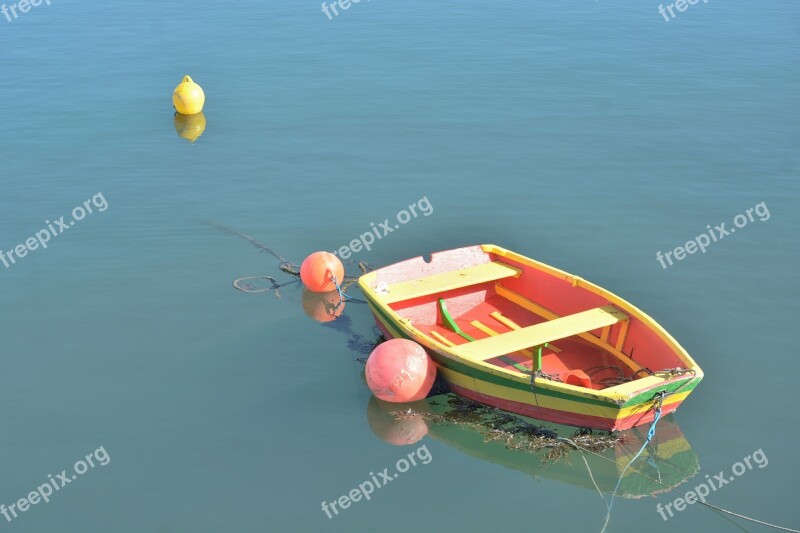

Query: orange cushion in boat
<box><xmin>564</xmin><ymin>370</ymin><xmax>592</xmax><ymax>388</ymax></box>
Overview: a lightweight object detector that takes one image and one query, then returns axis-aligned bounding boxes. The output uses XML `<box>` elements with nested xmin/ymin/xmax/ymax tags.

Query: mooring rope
<box><xmin>331</xmin><ymin>274</ymin><xmax>367</xmax><ymax>305</ymax></box>
<box><xmin>216</xmin><ymin>223</ymin><xmax>796</xmax><ymax>530</ymax></box>
<box><xmin>214</xmin><ymin>223</ymin><xmax>372</xmax><ymax>300</ymax></box>
<box><xmin>233</xmin><ymin>275</ymin><xmax>299</xmax><ymax>297</ymax></box>
<box><xmin>595</xmin><ymin>392</ymin><xmax>665</xmax><ymax>533</ymax></box>
<box><xmin>563</xmin><ymin>434</ymin><xmax>750</xmax><ymax>533</ymax></box>
<box><xmin>556</xmin><ymin>392</ymin><xmax>798</xmax><ymax>533</ymax></box>
<box><xmin>558</xmin><ymin>436</ymin><xmax>611</xmax><ymax>515</ymax></box>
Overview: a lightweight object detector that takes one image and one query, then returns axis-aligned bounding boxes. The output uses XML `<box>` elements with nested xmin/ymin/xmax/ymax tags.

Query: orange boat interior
<box><xmin>377</xmin><ymin>248</ymin><xmax>686</xmax><ymax>390</ymax></box>
<box><xmin>392</xmin><ymin>286</ymin><xmax>640</xmax><ymax>390</ymax></box>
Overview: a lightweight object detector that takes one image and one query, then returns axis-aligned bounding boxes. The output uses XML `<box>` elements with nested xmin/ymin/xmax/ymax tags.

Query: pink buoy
<box><xmin>365</xmin><ymin>339</ymin><xmax>437</xmax><ymax>403</ymax></box>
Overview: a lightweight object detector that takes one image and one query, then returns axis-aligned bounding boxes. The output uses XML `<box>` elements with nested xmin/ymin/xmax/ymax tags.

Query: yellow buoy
<box><xmin>173</xmin><ymin>112</ymin><xmax>206</xmax><ymax>142</ymax></box>
<box><xmin>172</xmin><ymin>75</ymin><xmax>205</xmax><ymax>115</ymax></box>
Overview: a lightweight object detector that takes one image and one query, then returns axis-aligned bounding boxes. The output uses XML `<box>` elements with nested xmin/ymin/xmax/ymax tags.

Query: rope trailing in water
<box><xmin>599</xmin><ymin>391</ymin><xmax>665</xmax><ymax>532</ymax></box>
<box><xmin>233</xmin><ymin>275</ymin><xmax>299</xmax><ymax>297</ymax></box>
<box><xmin>557</xmin><ymin>391</ymin><xmax>799</xmax><ymax>533</ymax></box>
<box><xmin>214</xmin><ymin>222</ymin><xmax>372</xmax><ymax>299</ymax></box>
<box><xmin>332</xmin><ymin>274</ymin><xmax>367</xmax><ymax>305</ymax></box>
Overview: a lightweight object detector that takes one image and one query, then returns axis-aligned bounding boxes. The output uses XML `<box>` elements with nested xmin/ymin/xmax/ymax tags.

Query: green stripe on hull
<box><xmin>621</xmin><ymin>377</ymin><xmax>701</xmax><ymax>407</ymax></box>
<box><xmin>367</xmin><ymin>299</ymin><xmax>699</xmax><ymax>411</ymax></box>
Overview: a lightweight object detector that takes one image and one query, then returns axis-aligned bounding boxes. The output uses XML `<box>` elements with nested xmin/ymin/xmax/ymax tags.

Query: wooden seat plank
<box><xmin>453</xmin><ymin>305</ymin><xmax>629</xmax><ymax>362</ymax></box>
<box><xmin>493</xmin><ymin>284</ymin><xmax>641</xmax><ymax>374</ymax></box>
<box><xmin>382</xmin><ymin>262</ymin><xmax>520</xmax><ymax>304</ymax></box>
<box><xmin>488</xmin><ymin>312</ymin><xmax>562</xmax><ymax>353</ymax></box>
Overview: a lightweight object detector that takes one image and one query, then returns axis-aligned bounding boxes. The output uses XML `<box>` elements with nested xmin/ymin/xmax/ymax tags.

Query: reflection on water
<box><xmin>228</xmin><ymin>233</ymin><xmax>700</xmax><ymax>500</ymax></box>
<box><xmin>302</xmin><ymin>288</ymin><xmax>345</xmax><ymax>323</ymax></box>
<box><xmin>173</xmin><ymin>112</ymin><xmax>206</xmax><ymax>142</ymax></box>
<box><xmin>367</xmin><ymin>397</ymin><xmax>430</xmax><ymax>446</ymax></box>
<box><xmin>367</xmin><ymin>394</ymin><xmax>699</xmax><ymax>500</ymax></box>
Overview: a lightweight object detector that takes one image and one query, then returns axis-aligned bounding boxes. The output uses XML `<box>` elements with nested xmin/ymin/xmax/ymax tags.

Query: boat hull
<box><xmin>370</xmin><ymin>312</ymin><xmax>696</xmax><ymax>431</ymax></box>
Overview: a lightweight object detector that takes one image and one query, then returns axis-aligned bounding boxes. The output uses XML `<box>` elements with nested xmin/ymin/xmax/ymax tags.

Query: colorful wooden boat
<box><xmin>358</xmin><ymin>245</ymin><xmax>703</xmax><ymax>431</ymax></box>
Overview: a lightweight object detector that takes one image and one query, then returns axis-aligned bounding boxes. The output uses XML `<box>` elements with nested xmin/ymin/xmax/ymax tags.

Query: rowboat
<box><xmin>358</xmin><ymin>245</ymin><xmax>703</xmax><ymax>431</ymax></box>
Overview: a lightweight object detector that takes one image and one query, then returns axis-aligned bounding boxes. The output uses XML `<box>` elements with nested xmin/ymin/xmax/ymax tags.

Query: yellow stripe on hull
<box><xmin>439</xmin><ymin>366</ymin><xmax>689</xmax><ymax>420</ymax></box>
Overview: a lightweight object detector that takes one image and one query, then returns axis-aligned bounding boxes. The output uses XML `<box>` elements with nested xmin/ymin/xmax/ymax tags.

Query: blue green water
<box><xmin>1</xmin><ymin>1</ymin><xmax>798</xmax><ymax>531</ymax></box>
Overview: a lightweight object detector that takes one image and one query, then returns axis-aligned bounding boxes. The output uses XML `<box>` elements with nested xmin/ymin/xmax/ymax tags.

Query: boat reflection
<box><xmin>366</xmin><ymin>394</ymin><xmax>699</xmax><ymax>499</ymax></box>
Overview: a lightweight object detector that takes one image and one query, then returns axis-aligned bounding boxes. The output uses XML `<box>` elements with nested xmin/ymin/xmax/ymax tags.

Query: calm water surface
<box><xmin>0</xmin><ymin>1</ymin><xmax>798</xmax><ymax>531</ymax></box>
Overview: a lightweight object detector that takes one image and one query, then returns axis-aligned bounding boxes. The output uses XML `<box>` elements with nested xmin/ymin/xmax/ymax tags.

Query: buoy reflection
<box><xmin>301</xmin><ymin>288</ymin><xmax>345</xmax><ymax>323</ymax></box>
<box><xmin>174</xmin><ymin>111</ymin><xmax>206</xmax><ymax>142</ymax></box>
<box><xmin>366</xmin><ymin>396</ymin><xmax>430</xmax><ymax>446</ymax></box>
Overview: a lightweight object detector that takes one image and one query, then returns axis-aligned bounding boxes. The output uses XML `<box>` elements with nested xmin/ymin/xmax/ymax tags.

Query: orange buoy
<box><xmin>301</xmin><ymin>288</ymin><xmax>344</xmax><ymax>322</ymax></box>
<box><xmin>300</xmin><ymin>251</ymin><xmax>344</xmax><ymax>293</ymax></box>
<box><xmin>365</xmin><ymin>339</ymin><xmax>437</xmax><ymax>403</ymax></box>
<box><xmin>367</xmin><ymin>396</ymin><xmax>429</xmax><ymax>445</ymax></box>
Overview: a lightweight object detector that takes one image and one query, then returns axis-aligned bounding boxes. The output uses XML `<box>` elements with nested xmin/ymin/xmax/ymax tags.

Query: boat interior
<box><xmin>379</xmin><ymin>258</ymin><xmax>657</xmax><ymax>390</ymax></box>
